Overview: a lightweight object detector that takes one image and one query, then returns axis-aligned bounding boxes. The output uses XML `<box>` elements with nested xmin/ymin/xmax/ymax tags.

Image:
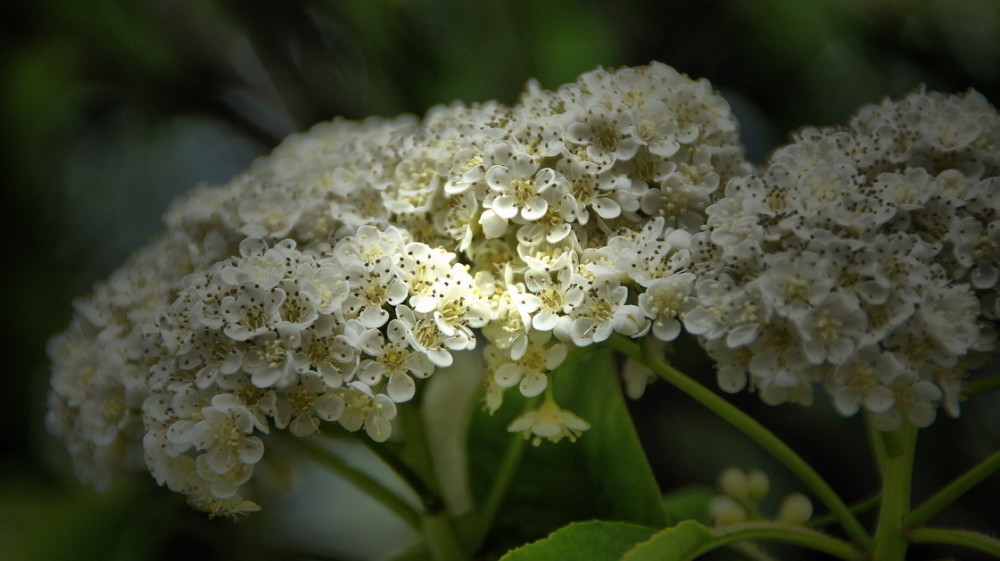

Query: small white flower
<box><xmin>918</xmin><ymin>282</ymin><xmax>981</xmax><ymax>357</ymax></box>
<box><xmin>612</xmin><ymin>304</ymin><xmax>651</xmax><ymax>338</ymax></box>
<box><xmin>704</xmin><ymin>339</ymin><xmax>751</xmax><ymax>394</ymax></box>
<box><xmin>271</xmin><ymin>373</ymin><xmax>345</xmax><ymax>437</ymax></box>
<box><xmin>341</xmin><ymin>257</ymin><xmax>409</xmax><ymax>328</ymax></box>
<box><xmin>296</xmin><ymin>315</ymin><xmax>358</xmax><ymax>388</ymax></box>
<box><xmin>221</xmin><ymin>238</ymin><xmax>300</xmax><ymax>291</ymax></box>
<box><xmin>872</xmin><ymin>375</ymin><xmax>943</xmax><ymax>430</ymax></box>
<box><xmin>638</xmin><ymin>273</ymin><xmax>695</xmax><ymax>341</ymax></box>
<box><xmin>355</xmin><ymin>319</ymin><xmax>433</xmax><ymax>402</ymax></box>
<box><xmin>193</xmin><ymin>453</ymin><xmax>255</xmax><ymax>501</ymax></box>
<box><xmin>190</xmin><ymin>394</ymin><xmax>265</xmax><ymax>475</ymax></box>
<box><xmin>242</xmin><ymin>330</ymin><xmax>303</xmax><ymax>388</ymax></box>
<box><xmin>177</xmin><ymin>330</ymin><xmax>244</xmax><ymax>390</ymax></box>
<box><xmin>830</xmin><ymin>346</ymin><xmax>901</xmax><ymax>416</ymax></box>
<box><xmin>524</xmin><ymin>269</ymin><xmax>586</xmax><ymax>332</ymax></box>
<box><xmin>797</xmin><ymin>292</ymin><xmax>867</xmax><ymax>365</ymax></box>
<box><xmin>556</xmin><ymin>159</ymin><xmax>622</xmax><ymax>225</ymax></box>
<box><xmin>684</xmin><ymin>276</ymin><xmax>734</xmax><ymax>340</ymax></box>
<box><xmin>236</xmin><ymin>187</ymin><xmax>304</xmax><ymax>238</ymax></box>
<box><xmin>220</xmin><ymin>285</ymin><xmax>285</xmax><ymax>342</ymax></box>
<box><xmin>756</xmin><ymin>251</ymin><xmax>835</xmax><ymax>320</ymax></box>
<box><xmin>275</xmin><ymin>278</ymin><xmax>320</xmax><ymax>332</ymax></box>
<box><xmin>567</xmin><ymin>278</ymin><xmax>629</xmax><ymax>346</ymax></box>
<box><xmin>394</xmin><ymin>304</ymin><xmax>458</xmax><ymax>368</ymax></box>
<box><xmin>484</xmin><ymin>154</ymin><xmax>558</xmax><ymax>221</ymax></box>
<box><xmin>951</xmin><ymin>217</ymin><xmax>1000</xmax><ymax>289</ymax></box>
<box><xmin>564</xmin><ymin>102</ymin><xmax>641</xmax><ymax>169</ymax></box>
<box><xmin>494</xmin><ymin>330</ymin><xmax>567</xmax><ymax>397</ymax></box>
<box><xmin>296</xmin><ymin>260</ymin><xmax>349</xmax><ymax>314</ymax></box>
<box><xmin>507</xmin><ymin>396</ymin><xmax>590</xmax><ymax>446</ymax></box>
<box><xmin>339</xmin><ymin>381</ymin><xmax>398</xmax><ymax>442</ymax></box>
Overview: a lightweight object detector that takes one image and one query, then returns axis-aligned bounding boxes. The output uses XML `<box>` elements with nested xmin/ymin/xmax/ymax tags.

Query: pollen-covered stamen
<box><xmin>571</xmin><ymin>177</ymin><xmax>597</xmax><ymax>207</ymax></box>
<box><xmin>362</xmin><ymin>275</ymin><xmax>389</xmax><ymax>306</ymax></box>
<box><xmin>254</xmin><ymin>338</ymin><xmax>289</xmax><ymax>369</ymax></box>
<box><xmin>844</xmin><ymin>361</ymin><xmax>876</xmax><ymax>393</ymax></box>
<box><xmin>520</xmin><ymin>346</ymin><xmax>549</xmax><ymax>372</ymax></box>
<box><xmin>589</xmin><ymin>299</ymin><xmax>615</xmax><ymax>323</ymax></box>
<box><xmin>973</xmin><ymin>236</ymin><xmax>999</xmax><ymax>261</ymax></box>
<box><xmin>378</xmin><ymin>343</ymin><xmax>411</xmax><ymax>376</ymax></box>
<box><xmin>593</xmin><ymin>121</ymin><xmax>623</xmax><ymax>152</ymax></box>
<box><xmin>410</xmin><ymin>319</ymin><xmax>440</xmax><ymax>350</ymax></box>
<box><xmin>281</xmin><ymin>292</ymin><xmax>311</xmax><ymax>323</ymax></box>
<box><xmin>215</xmin><ymin>417</ymin><xmax>246</xmax><ymax>452</ymax></box>
<box><xmin>812</xmin><ymin>311</ymin><xmax>843</xmax><ymax>342</ymax></box>
<box><xmin>100</xmin><ymin>396</ymin><xmax>126</xmax><ymax>425</ymax></box>
<box><xmin>784</xmin><ymin>278</ymin><xmax>812</xmax><ymax>306</ymax></box>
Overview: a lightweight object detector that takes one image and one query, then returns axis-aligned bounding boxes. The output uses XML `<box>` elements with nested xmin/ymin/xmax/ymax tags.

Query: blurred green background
<box><xmin>4</xmin><ymin>1</ymin><xmax>1000</xmax><ymax>560</ymax></box>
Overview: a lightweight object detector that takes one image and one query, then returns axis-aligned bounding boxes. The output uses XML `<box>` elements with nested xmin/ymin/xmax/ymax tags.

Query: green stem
<box><xmin>703</xmin><ymin>522</ymin><xmax>864</xmax><ymax>561</ymax></box>
<box><xmin>865</xmin><ymin>413</ymin><xmax>889</xmax><ymax>480</ymax></box>
<box><xmin>398</xmin><ymin>404</ymin><xmax>469</xmax><ymax>561</ymax></box>
<box><xmin>606</xmin><ymin>336</ymin><xmax>873</xmax><ymax>548</ymax></box>
<box><xmin>965</xmin><ymin>374</ymin><xmax>1000</xmax><ymax>398</ymax></box>
<box><xmin>907</xmin><ymin>527</ymin><xmax>1000</xmax><ymax>557</ymax></box>
<box><xmin>723</xmin><ymin>542</ymin><xmax>783</xmax><ymax>561</ymax></box>
<box><xmin>871</xmin><ymin>424</ymin><xmax>917</xmax><ymax>561</ymax></box>
<box><xmin>397</xmin><ymin>404</ymin><xmax>447</xmax><ymax>513</ymax></box>
<box><xmin>469</xmin><ymin>423</ymin><xmax>531</xmax><ymax>548</ymax></box>
<box><xmin>563</xmin><ymin>343</ymin><xmax>600</xmax><ymax>366</ymax></box>
<box><xmin>906</xmin><ymin>448</ymin><xmax>1000</xmax><ymax>527</ymax></box>
<box><xmin>283</xmin><ymin>435</ymin><xmax>423</xmax><ymax>530</ymax></box>
<box><xmin>351</xmin><ymin>429</ymin><xmax>443</xmax><ymax>513</ymax></box>
<box><xmin>423</xmin><ymin>511</ymin><xmax>467</xmax><ymax>561</ymax></box>
<box><xmin>809</xmin><ymin>493</ymin><xmax>881</xmax><ymax>529</ymax></box>
<box><xmin>467</xmin><ymin>391</ymin><xmax>542</xmax><ymax>548</ymax></box>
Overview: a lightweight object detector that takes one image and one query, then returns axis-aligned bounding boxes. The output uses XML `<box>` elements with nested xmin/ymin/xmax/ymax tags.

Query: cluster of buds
<box><xmin>708</xmin><ymin>467</ymin><xmax>813</xmax><ymax>527</ymax></box>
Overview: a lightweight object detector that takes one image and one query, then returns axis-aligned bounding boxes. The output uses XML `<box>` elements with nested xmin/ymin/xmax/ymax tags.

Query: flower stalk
<box><xmin>871</xmin><ymin>424</ymin><xmax>917</xmax><ymax>561</ymax></box>
<box><xmin>709</xmin><ymin>522</ymin><xmax>864</xmax><ymax>561</ymax></box>
<box><xmin>965</xmin><ymin>375</ymin><xmax>1000</xmax><ymax>398</ymax></box>
<box><xmin>906</xmin><ymin>527</ymin><xmax>1000</xmax><ymax>557</ymax></box>
<box><xmin>906</xmin><ymin>448</ymin><xmax>1000</xmax><ymax>527</ymax></box>
<box><xmin>606</xmin><ymin>335</ymin><xmax>873</xmax><ymax>549</ymax></box>
<box><xmin>281</xmin><ymin>434</ymin><xmax>423</xmax><ymax>530</ymax></box>
<box><xmin>422</xmin><ymin>511</ymin><xmax>468</xmax><ymax>561</ymax></box>
<box><xmin>467</xmin><ymin>425</ymin><xmax>531</xmax><ymax>550</ymax></box>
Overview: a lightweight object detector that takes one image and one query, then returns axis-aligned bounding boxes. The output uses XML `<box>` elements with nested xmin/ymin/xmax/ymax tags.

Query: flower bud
<box><xmin>718</xmin><ymin>466</ymin><xmax>750</xmax><ymax>501</ymax></box>
<box><xmin>709</xmin><ymin>495</ymin><xmax>747</xmax><ymax>527</ymax></box>
<box><xmin>777</xmin><ymin>493</ymin><xmax>813</xmax><ymax>525</ymax></box>
<box><xmin>747</xmin><ymin>469</ymin><xmax>770</xmax><ymax>501</ymax></box>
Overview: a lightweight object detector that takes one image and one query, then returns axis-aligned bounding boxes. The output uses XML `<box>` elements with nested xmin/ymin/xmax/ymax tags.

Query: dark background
<box><xmin>3</xmin><ymin>1</ymin><xmax>1000</xmax><ymax>560</ymax></box>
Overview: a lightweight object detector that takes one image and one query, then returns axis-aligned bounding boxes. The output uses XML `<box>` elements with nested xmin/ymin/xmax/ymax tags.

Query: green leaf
<box><xmin>420</xmin><ymin>351</ymin><xmax>483</xmax><ymax>515</ymax></box>
<box><xmin>386</xmin><ymin>539</ymin><xmax>432</xmax><ymax>561</ymax></box>
<box><xmin>558</xmin><ymin>348</ymin><xmax>670</xmax><ymax>528</ymax></box>
<box><xmin>465</xmin><ymin>348</ymin><xmax>668</xmax><ymax>555</ymax></box>
<box><xmin>624</xmin><ymin>521</ymin><xmax>864</xmax><ymax>561</ymax></box>
<box><xmin>499</xmin><ymin>521</ymin><xmax>656</xmax><ymax>561</ymax></box>
<box><xmin>621</xmin><ymin>520</ymin><xmax>716</xmax><ymax>561</ymax></box>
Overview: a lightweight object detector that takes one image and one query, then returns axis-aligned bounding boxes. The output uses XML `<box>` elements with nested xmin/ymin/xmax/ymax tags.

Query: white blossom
<box><xmin>47</xmin><ymin>62</ymin><xmax>755</xmax><ymax>515</ymax></box>
<box><xmin>688</xmin><ymin>87</ymin><xmax>1000</xmax><ymax>423</ymax></box>
<box><xmin>507</xmin><ymin>396</ymin><xmax>590</xmax><ymax>446</ymax></box>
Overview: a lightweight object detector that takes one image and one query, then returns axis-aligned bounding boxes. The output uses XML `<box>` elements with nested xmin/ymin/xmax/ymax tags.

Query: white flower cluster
<box><xmin>47</xmin><ymin>62</ymin><xmax>748</xmax><ymax>516</ymax></box>
<box><xmin>137</xmin><ymin>229</ymin><xmax>493</xmax><ymax>515</ymax></box>
<box><xmin>46</xmin><ymin>229</ymin><xmax>232</xmax><ymax>491</ymax></box>
<box><xmin>686</xmin><ymin>87</ymin><xmax>1000</xmax><ymax>429</ymax></box>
